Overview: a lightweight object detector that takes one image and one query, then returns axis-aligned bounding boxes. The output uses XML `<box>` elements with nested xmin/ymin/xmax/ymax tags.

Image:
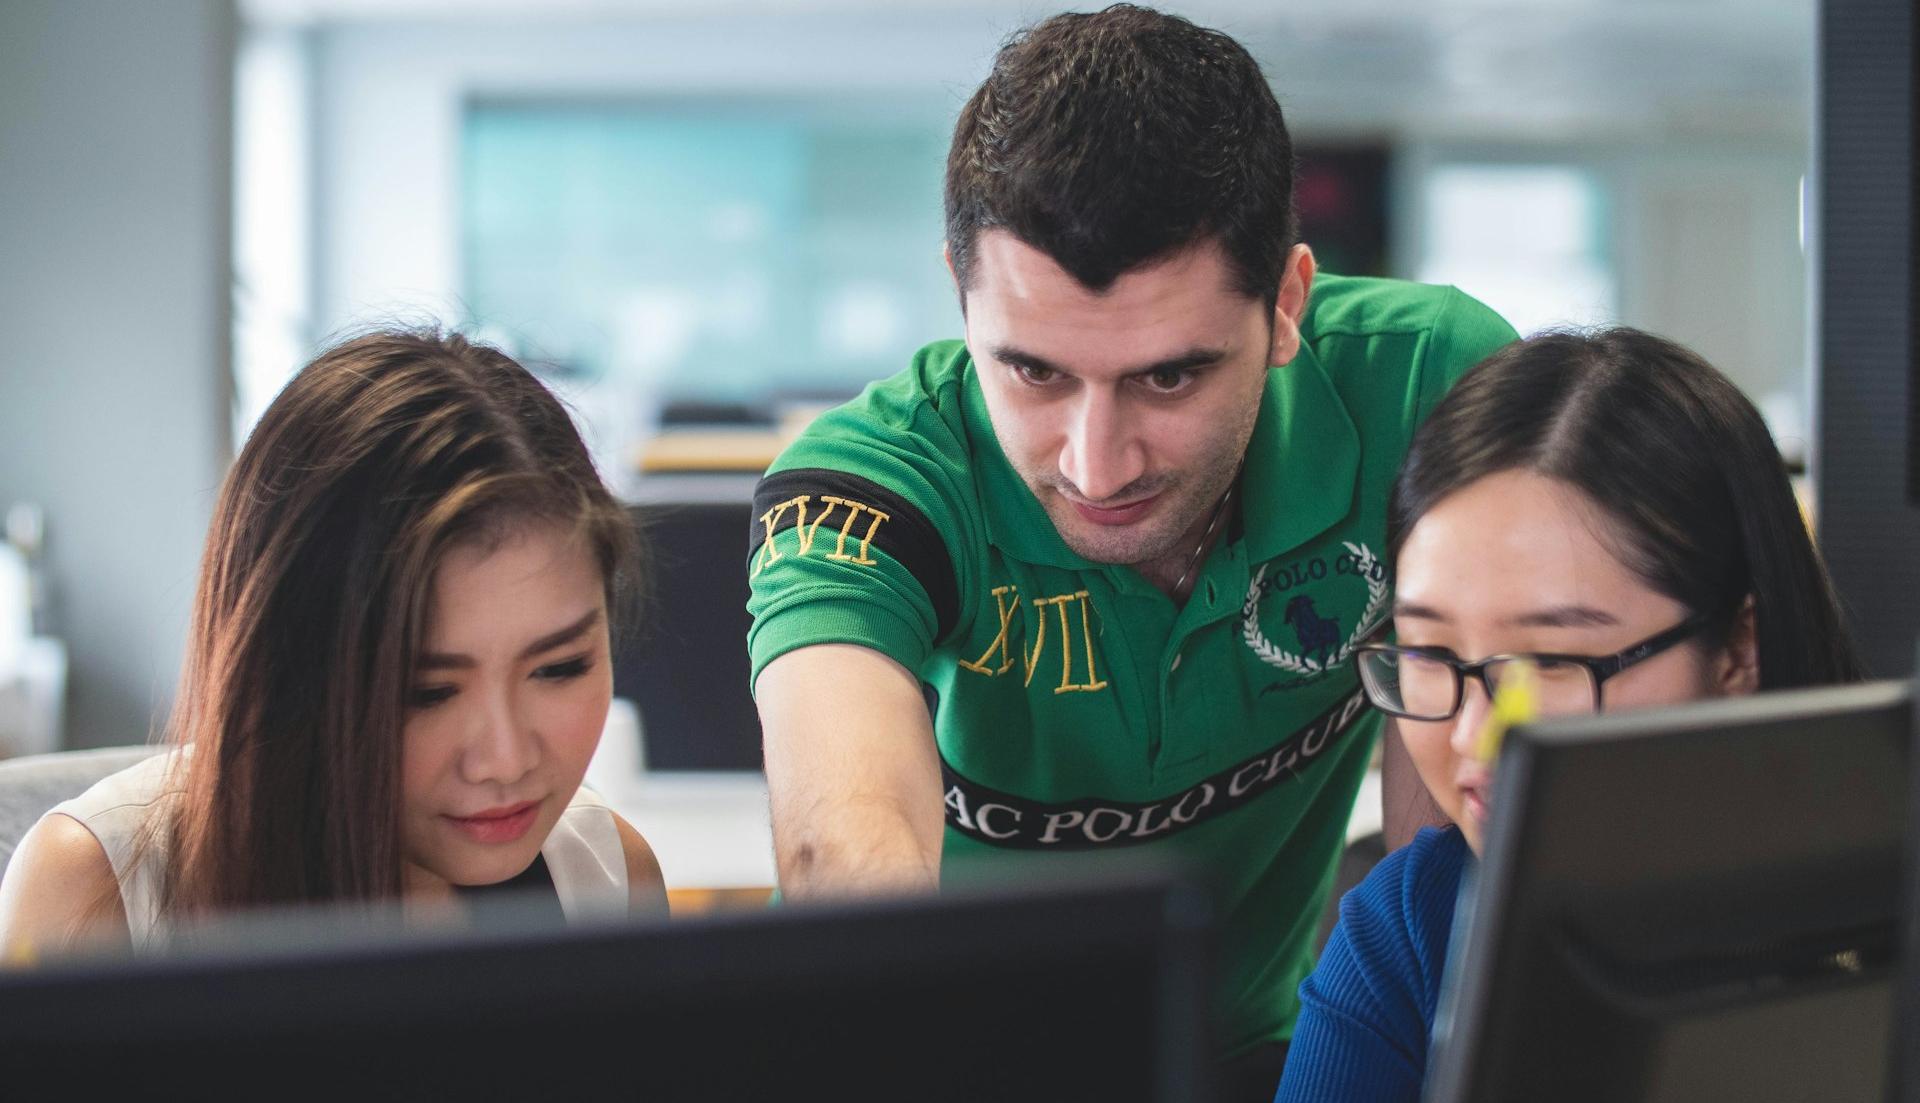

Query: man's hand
<box><xmin>756</xmin><ymin>643</ymin><xmax>945</xmax><ymax>899</ymax></box>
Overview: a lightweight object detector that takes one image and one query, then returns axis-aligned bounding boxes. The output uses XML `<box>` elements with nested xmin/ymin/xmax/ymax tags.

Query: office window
<box><xmin>1416</xmin><ymin>164</ymin><xmax>1615</xmax><ymax>336</ymax></box>
<box><xmin>232</xmin><ymin>29</ymin><xmax>312</xmax><ymax>448</ymax></box>
<box><xmin>461</xmin><ymin>101</ymin><xmax>956</xmax><ymax>476</ymax></box>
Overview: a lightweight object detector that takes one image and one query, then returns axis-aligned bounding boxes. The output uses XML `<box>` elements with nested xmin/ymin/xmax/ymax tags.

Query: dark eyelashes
<box><xmin>534</xmin><ymin>655</ymin><xmax>594</xmax><ymax>681</ymax></box>
<box><xmin>406</xmin><ymin>654</ymin><xmax>596</xmax><ymax>711</ymax></box>
<box><xmin>410</xmin><ymin>685</ymin><xmax>458</xmax><ymax>710</ymax></box>
<box><xmin>1007</xmin><ymin>364</ymin><xmax>1201</xmax><ymax>392</ymax></box>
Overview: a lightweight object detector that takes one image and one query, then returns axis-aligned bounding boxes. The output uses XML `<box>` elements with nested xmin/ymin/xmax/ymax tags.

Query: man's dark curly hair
<box><xmin>945</xmin><ymin>4</ymin><xmax>1298</xmax><ymax>305</ymax></box>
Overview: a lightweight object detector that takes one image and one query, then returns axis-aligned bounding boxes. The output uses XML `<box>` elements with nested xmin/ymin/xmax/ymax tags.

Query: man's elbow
<box><xmin>775</xmin><ymin>828</ymin><xmax>938</xmax><ymax>901</ymax></box>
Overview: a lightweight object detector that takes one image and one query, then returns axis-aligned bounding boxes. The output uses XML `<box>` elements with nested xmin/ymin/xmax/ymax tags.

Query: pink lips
<box><xmin>1461</xmin><ymin>787</ymin><xmax>1488</xmax><ymax>824</ymax></box>
<box><xmin>444</xmin><ymin>800</ymin><xmax>540</xmax><ymax>845</ymax></box>
<box><xmin>1456</xmin><ymin>770</ymin><xmax>1492</xmax><ymax>824</ymax></box>
<box><xmin>1068</xmin><ymin>493</ymin><xmax>1160</xmax><ymax>526</ymax></box>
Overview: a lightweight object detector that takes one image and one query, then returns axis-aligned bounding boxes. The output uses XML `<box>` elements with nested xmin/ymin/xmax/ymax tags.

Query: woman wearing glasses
<box><xmin>1272</xmin><ymin>327</ymin><xmax>1862</xmax><ymax>1102</ymax></box>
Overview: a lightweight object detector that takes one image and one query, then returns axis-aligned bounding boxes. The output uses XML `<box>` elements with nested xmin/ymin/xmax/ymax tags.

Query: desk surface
<box><xmin>599</xmin><ymin>772</ymin><xmax>776</xmax><ymax>891</ymax></box>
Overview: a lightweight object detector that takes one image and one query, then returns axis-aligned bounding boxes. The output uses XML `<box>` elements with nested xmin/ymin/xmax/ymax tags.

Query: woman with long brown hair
<box><xmin>0</xmin><ymin>329</ymin><xmax>665</xmax><ymax>950</ymax></box>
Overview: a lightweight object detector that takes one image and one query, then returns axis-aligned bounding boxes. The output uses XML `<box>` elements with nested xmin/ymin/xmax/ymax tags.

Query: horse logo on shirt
<box><xmin>1242</xmin><ymin>541</ymin><xmax>1388</xmax><ymax>680</ymax></box>
<box><xmin>1282</xmin><ymin>596</ymin><xmax>1340</xmax><ymax>667</ymax></box>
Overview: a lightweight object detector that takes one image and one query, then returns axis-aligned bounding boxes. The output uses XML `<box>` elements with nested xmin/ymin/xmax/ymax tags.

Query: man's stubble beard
<box><xmin>1031</xmin><ymin>408</ymin><xmax>1258</xmax><ymax>570</ymax></box>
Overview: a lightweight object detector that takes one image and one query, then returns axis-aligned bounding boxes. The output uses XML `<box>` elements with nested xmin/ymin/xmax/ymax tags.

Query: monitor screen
<box><xmin>0</xmin><ymin>865</ymin><xmax>1211</xmax><ymax>1101</ymax></box>
<box><xmin>1426</xmin><ymin>680</ymin><xmax>1910</xmax><ymax>1103</ymax></box>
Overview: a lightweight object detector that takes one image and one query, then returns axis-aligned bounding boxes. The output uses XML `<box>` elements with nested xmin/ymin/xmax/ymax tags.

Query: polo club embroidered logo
<box><xmin>939</xmin><ymin>687</ymin><xmax>1372</xmax><ymax>848</ymax></box>
<box><xmin>1241</xmin><ymin>541</ymin><xmax>1389</xmax><ymax>676</ymax></box>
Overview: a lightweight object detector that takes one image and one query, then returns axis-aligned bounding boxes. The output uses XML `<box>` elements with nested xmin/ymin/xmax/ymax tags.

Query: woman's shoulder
<box><xmin>26</xmin><ymin>748</ymin><xmax>182</xmax><ymax>947</ymax></box>
<box><xmin>542</xmin><ymin>785</ymin><xmax>619</xmax><ymax>870</ymax></box>
<box><xmin>1332</xmin><ymin>826</ymin><xmax>1471</xmax><ymax>979</ymax></box>
<box><xmin>610</xmin><ymin>813</ymin><xmax>667</xmax><ymax>915</ymax></box>
<box><xmin>1385</xmin><ymin>825</ymin><xmax>1472</xmax><ymax>907</ymax></box>
<box><xmin>544</xmin><ymin>786</ymin><xmax>666</xmax><ymax>918</ymax></box>
<box><xmin>3</xmin><ymin>810</ymin><xmax>117</xmax><ymax>898</ymax></box>
<box><xmin>53</xmin><ymin>749</ymin><xmax>179</xmax><ymax>823</ymax></box>
<box><xmin>44</xmin><ymin>749</ymin><xmax>179</xmax><ymax>878</ymax></box>
<box><xmin>1351</xmin><ymin>830</ymin><xmax>1466</xmax><ymax>906</ymax></box>
<box><xmin>0</xmin><ymin>804</ymin><xmax>128</xmax><ymax>956</ymax></box>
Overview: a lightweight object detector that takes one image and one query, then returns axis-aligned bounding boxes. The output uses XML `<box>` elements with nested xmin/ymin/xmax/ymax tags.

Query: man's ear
<box><xmin>1713</xmin><ymin>596</ymin><xmax>1761</xmax><ymax>696</ymax></box>
<box><xmin>1269</xmin><ymin>243</ymin><xmax>1317</xmax><ymax>366</ymax></box>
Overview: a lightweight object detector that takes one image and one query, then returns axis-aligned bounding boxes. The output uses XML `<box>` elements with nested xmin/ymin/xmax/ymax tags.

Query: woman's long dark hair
<box><xmin>160</xmin><ymin>329</ymin><xmax>641</xmax><ymax>915</ymax></box>
<box><xmin>1389</xmin><ymin>327</ymin><xmax>1863</xmax><ymax>689</ymax></box>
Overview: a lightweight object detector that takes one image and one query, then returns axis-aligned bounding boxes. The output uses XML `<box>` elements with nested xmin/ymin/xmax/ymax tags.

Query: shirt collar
<box><xmin>1238</xmin><ymin>338</ymin><xmax>1361</xmax><ymax>564</ymax></box>
<box><xmin>962</xmin><ymin>341</ymin><xmax>1361</xmax><ymax>569</ymax></box>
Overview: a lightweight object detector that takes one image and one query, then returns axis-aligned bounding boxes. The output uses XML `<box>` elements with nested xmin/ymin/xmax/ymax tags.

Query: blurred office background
<box><xmin>0</xmin><ymin>0</ymin><xmax>1816</xmax><ymax>777</ymax></box>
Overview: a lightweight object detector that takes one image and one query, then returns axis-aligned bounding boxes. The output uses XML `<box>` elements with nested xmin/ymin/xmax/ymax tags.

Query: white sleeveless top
<box><xmin>48</xmin><ymin>750</ymin><xmax>630</xmax><ymax>945</ymax></box>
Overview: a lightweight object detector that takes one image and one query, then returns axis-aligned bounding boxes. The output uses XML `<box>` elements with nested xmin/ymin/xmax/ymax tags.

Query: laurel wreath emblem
<box><xmin>1240</xmin><ymin>541</ymin><xmax>1390</xmax><ymax>675</ymax></box>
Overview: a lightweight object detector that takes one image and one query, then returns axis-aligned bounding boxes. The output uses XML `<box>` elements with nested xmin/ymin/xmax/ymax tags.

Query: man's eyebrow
<box><xmin>1501</xmin><ymin>605</ymin><xmax>1620</xmax><ymax>629</ymax></box>
<box><xmin>1126</xmin><ymin>348</ymin><xmax>1228</xmax><ymax>377</ymax></box>
<box><xmin>1392</xmin><ymin>600</ymin><xmax>1449</xmax><ymax>623</ymax></box>
<box><xmin>415</xmin><ymin>608</ymin><xmax>602</xmax><ymax>671</ymax></box>
<box><xmin>988</xmin><ymin>345</ymin><xmax>1230</xmax><ymax>378</ymax></box>
<box><xmin>990</xmin><ymin>346</ymin><xmax>1066</xmax><ymax>375</ymax></box>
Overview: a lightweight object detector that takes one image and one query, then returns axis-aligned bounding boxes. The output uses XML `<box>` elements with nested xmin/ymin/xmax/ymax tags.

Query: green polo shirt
<box><xmin>746</xmin><ymin>274</ymin><xmax>1515</xmax><ymax>1055</ymax></box>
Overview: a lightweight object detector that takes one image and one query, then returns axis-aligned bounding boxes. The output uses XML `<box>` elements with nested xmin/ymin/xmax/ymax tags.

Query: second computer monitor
<box><xmin>1426</xmin><ymin>679</ymin><xmax>1910</xmax><ymax>1103</ymax></box>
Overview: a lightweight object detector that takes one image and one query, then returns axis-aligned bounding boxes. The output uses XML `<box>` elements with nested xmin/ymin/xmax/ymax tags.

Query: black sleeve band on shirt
<box><xmin>749</xmin><ymin>467</ymin><xmax>961</xmax><ymax>640</ymax></box>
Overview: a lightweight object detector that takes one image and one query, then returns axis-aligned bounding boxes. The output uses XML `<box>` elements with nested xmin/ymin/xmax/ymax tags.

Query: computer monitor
<box><xmin>1426</xmin><ymin>679</ymin><xmax>1910</xmax><ymax>1103</ymax></box>
<box><xmin>0</xmin><ymin>865</ymin><xmax>1211</xmax><ymax>1100</ymax></box>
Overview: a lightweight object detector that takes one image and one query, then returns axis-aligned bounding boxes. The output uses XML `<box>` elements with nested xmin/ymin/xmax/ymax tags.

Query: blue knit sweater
<box><xmin>1273</xmin><ymin>826</ymin><xmax>1470</xmax><ymax>1102</ymax></box>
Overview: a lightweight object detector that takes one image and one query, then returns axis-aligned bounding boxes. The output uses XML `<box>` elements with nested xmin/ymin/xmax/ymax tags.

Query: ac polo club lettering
<box><xmin>747</xmin><ymin>274</ymin><xmax>1517</xmax><ymax>1056</ymax></box>
<box><xmin>941</xmin><ymin>688</ymin><xmax>1370</xmax><ymax>848</ymax></box>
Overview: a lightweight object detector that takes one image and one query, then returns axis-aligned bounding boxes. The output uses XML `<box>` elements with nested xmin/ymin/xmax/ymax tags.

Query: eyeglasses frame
<box><xmin>1351</xmin><ymin>613</ymin><xmax>1716</xmax><ymax>722</ymax></box>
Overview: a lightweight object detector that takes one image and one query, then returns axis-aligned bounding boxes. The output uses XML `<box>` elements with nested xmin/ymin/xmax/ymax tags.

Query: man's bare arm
<box><xmin>757</xmin><ymin>643</ymin><xmax>945</xmax><ymax>899</ymax></box>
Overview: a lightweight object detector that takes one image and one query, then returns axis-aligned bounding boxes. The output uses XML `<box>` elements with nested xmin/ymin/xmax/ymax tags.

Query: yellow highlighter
<box><xmin>1475</xmin><ymin>659</ymin><xmax>1541</xmax><ymax>764</ymax></box>
<box><xmin>3</xmin><ymin>936</ymin><xmax>36</xmax><ymax>969</ymax></box>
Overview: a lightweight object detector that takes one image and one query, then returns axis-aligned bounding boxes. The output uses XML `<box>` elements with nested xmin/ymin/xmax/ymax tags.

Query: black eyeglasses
<box><xmin>1352</xmin><ymin>614</ymin><xmax>1713</xmax><ymax>722</ymax></box>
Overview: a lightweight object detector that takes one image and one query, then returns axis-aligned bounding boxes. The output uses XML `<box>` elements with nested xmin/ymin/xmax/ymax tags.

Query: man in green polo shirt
<box><xmin>748</xmin><ymin>5</ymin><xmax>1515</xmax><ymax>1096</ymax></box>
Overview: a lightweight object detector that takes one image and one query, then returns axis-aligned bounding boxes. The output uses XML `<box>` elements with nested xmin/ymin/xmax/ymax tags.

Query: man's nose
<box><xmin>1058</xmin><ymin>391</ymin><xmax>1147</xmax><ymax>503</ymax></box>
